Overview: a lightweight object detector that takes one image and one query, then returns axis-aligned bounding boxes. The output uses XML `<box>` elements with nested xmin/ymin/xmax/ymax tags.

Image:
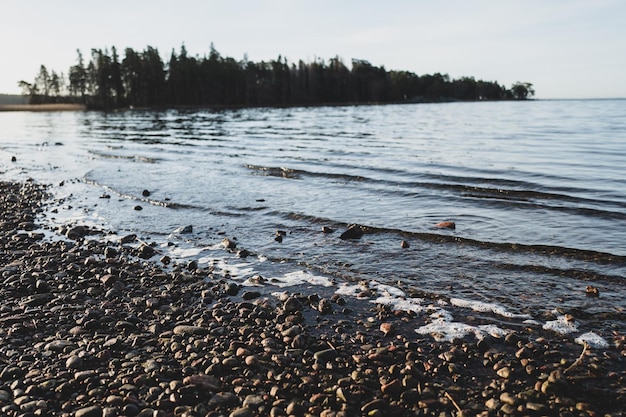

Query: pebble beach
<box><xmin>1</xmin><ymin>180</ymin><xmax>625</xmax><ymax>417</ymax></box>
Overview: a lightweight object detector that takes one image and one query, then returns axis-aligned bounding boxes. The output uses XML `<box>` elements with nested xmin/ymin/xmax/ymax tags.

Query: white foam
<box><xmin>335</xmin><ymin>283</ymin><xmax>365</xmax><ymax>297</ymax></box>
<box><xmin>270</xmin><ymin>270</ymin><xmax>334</xmax><ymax>288</ymax></box>
<box><xmin>415</xmin><ymin>319</ymin><xmax>511</xmax><ymax>342</ymax></box>
<box><xmin>336</xmin><ymin>281</ymin><xmax>405</xmax><ymax>298</ymax></box>
<box><xmin>574</xmin><ymin>332</ymin><xmax>609</xmax><ymax>349</ymax></box>
<box><xmin>450</xmin><ymin>297</ymin><xmax>531</xmax><ymax>319</ymax></box>
<box><xmin>542</xmin><ymin>315</ymin><xmax>578</xmax><ymax>334</ymax></box>
<box><xmin>169</xmin><ymin>246</ymin><xmax>205</xmax><ymax>258</ymax></box>
<box><xmin>372</xmin><ymin>295</ymin><xmax>426</xmax><ymax>313</ymax></box>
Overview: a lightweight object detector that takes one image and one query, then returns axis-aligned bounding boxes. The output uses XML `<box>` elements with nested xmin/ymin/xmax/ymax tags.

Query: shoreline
<box><xmin>0</xmin><ymin>180</ymin><xmax>624</xmax><ymax>416</ymax></box>
<box><xmin>0</xmin><ymin>103</ymin><xmax>87</xmax><ymax>112</ymax></box>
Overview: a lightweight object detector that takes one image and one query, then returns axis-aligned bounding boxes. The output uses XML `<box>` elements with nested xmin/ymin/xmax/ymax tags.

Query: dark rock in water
<box><xmin>401</xmin><ymin>240</ymin><xmax>410</xmax><ymax>248</ymax></box>
<box><xmin>160</xmin><ymin>255</ymin><xmax>171</xmax><ymax>265</ymax></box>
<box><xmin>66</xmin><ymin>225</ymin><xmax>88</xmax><ymax>240</ymax></box>
<box><xmin>104</xmin><ymin>247</ymin><xmax>118</xmax><ymax>259</ymax></box>
<box><xmin>120</xmin><ymin>234</ymin><xmax>136</xmax><ymax>244</ymax></box>
<box><xmin>142</xmin><ymin>189</ymin><xmax>151</xmax><ymax>197</ymax></box>
<box><xmin>322</xmin><ymin>226</ymin><xmax>334</xmax><ymax>234</ymax></box>
<box><xmin>276</xmin><ymin>230</ymin><xmax>287</xmax><ymax>236</ymax></box>
<box><xmin>274</xmin><ymin>234</ymin><xmax>283</xmax><ymax>243</ymax></box>
<box><xmin>137</xmin><ymin>244</ymin><xmax>156</xmax><ymax>259</ymax></box>
<box><xmin>174</xmin><ymin>225</ymin><xmax>193</xmax><ymax>234</ymax></box>
<box><xmin>586</xmin><ymin>285</ymin><xmax>600</xmax><ymax>297</ymax></box>
<box><xmin>134</xmin><ymin>205</ymin><xmax>143</xmax><ymax>211</ymax></box>
<box><xmin>435</xmin><ymin>221</ymin><xmax>456</xmax><ymax>229</ymax></box>
<box><xmin>99</xmin><ymin>194</ymin><xmax>111</xmax><ymax>199</ymax></box>
<box><xmin>340</xmin><ymin>224</ymin><xmax>365</xmax><ymax>240</ymax></box>
<box><xmin>11</xmin><ymin>156</ymin><xmax>17</xmax><ymax>162</ymax></box>
<box><xmin>237</xmin><ymin>249</ymin><xmax>251</xmax><ymax>258</ymax></box>
<box><xmin>186</xmin><ymin>260</ymin><xmax>198</xmax><ymax>271</ymax></box>
<box><xmin>222</xmin><ymin>238</ymin><xmax>237</xmax><ymax>250</ymax></box>
<box><xmin>242</xmin><ymin>291</ymin><xmax>261</xmax><ymax>300</ymax></box>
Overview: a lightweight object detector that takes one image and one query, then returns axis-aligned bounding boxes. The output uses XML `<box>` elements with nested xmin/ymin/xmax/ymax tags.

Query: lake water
<box><xmin>1</xmin><ymin>99</ymin><xmax>625</xmax><ymax>346</ymax></box>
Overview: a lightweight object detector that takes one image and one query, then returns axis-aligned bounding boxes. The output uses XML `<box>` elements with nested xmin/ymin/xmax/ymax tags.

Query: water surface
<box><xmin>1</xmin><ymin>99</ymin><xmax>624</xmax><ymax>345</ymax></box>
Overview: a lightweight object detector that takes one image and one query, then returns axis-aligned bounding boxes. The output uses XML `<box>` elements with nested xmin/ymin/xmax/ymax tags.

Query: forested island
<box><xmin>17</xmin><ymin>44</ymin><xmax>535</xmax><ymax>110</ymax></box>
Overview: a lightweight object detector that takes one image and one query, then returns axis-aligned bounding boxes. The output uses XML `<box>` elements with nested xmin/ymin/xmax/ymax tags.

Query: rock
<box><xmin>44</xmin><ymin>340</ymin><xmax>75</xmax><ymax>352</ymax></box>
<box><xmin>173</xmin><ymin>325</ymin><xmax>208</xmax><ymax>336</ymax></box>
<box><xmin>317</xmin><ymin>298</ymin><xmax>332</xmax><ymax>314</ymax></box>
<box><xmin>120</xmin><ymin>234</ymin><xmax>137</xmax><ymax>244</ymax></box>
<box><xmin>137</xmin><ymin>244</ymin><xmax>156</xmax><ymax>259</ymax></box>
<box><xmin>66</xmin><ymin>225</ymin><xmax>88</xmax><ymax>239</ymax></box>
<box><xmin>134</xmin><ymin>205</ymin><xmax>143</xmax><ymax>211</ymax></box>
<box><xmin>225</xmin><ymin>282</ymin><xmax>239</xmax><ymax>296</ymax></box>
<box><xmin>586</xmin><ymin>285</ymin><xmax>600</xmax><ymax>297</ymax></box>
<box><xmin>242</xmin><ymin>291</ymin><xmax>261</xmax><ymax>300</ymax></box>
<box><xmin>400</xmin><ymin>240</ymin><xmax>410</xmax><ymax>248</ymax></box>
<box><xmin>381</xmin><ymin>379</ymin><xmax>402</xmax><ymax>397</ymax></box>
<box><xmin>314</xmin><ymin>348</ymin><xmax>338</xmax><ymax>363</ymax></box>
<box><xmin>237</xmin><ymin>249</ymin><xmax>251</xmax><ymax>258</ymax></box>
<box><xmin>104</xmin><ymin>247</ymin><xmax>118</xmax><ymax>259</ymax></box>
<box><xmin>183</xmin><ymin>374</ymin><xmax>221</xmax><ymax>390</ymax></box>
<box><xmin>283</xmin><ymin>296</ymin><xmax>302</xmax><ymax>313</ymax></box>
<box><xmin>499</xmin><ymin>392</ymin><xmax>517</xmax><ymax>406</ymax></box>
<box><xmin>142</xmin><ymin>189</ymin><xmax>151</xmax><ymax>197</ymax></box>
<box><xmin>208</xmin><ymin>392</ymin><xmax>240</xmax><ymax>408</ymax></box>
<box><xmin>222</xmin><ymin>238</ymin><xmax>237</xmax><ymax>250</ymax></box>
<box><xmin>229</xmin><ymin>407</ymin><xmax>253</xmax><ymax>417</ymax></box>
<box><xmin>21</xmin><ymin>293</ymin><xmax>53</xmax><ymax>307</ymax></box>
<box><xmin>174</xmin><ymin>225</ymin><xmax>193</xmax><ymax>234</ymax></box>
<box><xmin>379</xmin><ymin>322</ymin><xmax>395</xmax><ymax>336</ymax></box>
<box><xmin>361</xmin><ymin>399</ymin><xmax>387</xmax><ymax>414</ymax></box>
<box><xmin>497</xmin><ymin>366</ymin><xmax>511</xmax><ymax>378</ymax></box>
<box><xmin>435</xmin><ymin>221</ymin><xmax>456</xmax><ymax>229</ymax></box>
<box><xmin>75</xmin><ymin>405</ymin><xmax>102</xmax><ymax>417</ymax></box>
<box><xmin>65</xmin><ymin>355</ymin><xmax>83</xmax><ymax>370</ymax></box>
<box><xmin>322</xmin><ymin>226</ymin><xmax>334</xmax><ymax>233</ymax></box>
<box><xmin>339</xmin><ymin>224</ymin><xmax>365</xmax><ymax>240</ymax></box>
<box><xmin>242</xmin><ymin>394</ymin><xmax>265</xmax><ymax>409</ymax></box>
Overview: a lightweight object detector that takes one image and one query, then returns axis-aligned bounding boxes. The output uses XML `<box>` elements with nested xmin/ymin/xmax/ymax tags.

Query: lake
<box><xmin>1</xmin><ymin>99</ymin><xmax>624</xmax><ymax>346</ymax></box>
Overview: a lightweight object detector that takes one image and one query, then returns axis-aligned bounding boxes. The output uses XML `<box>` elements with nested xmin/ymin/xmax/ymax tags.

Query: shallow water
<box><xmin>1</xmin><ymin>99</ymin><xmax>624</xmax><ymax>345</ymax></box>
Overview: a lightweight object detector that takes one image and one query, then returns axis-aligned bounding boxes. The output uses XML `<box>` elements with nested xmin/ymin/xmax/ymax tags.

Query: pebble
<box><xmin>75</xmin><ymin>405</ymin><xmax>103</xmax><ymax>417</ymax></box>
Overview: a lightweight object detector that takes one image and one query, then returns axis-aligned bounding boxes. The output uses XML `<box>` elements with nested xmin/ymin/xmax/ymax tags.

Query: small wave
<box><xmin>88</xmin><ymin>150</ymin><xmax>159</xmax><ymax>163</ymax></box>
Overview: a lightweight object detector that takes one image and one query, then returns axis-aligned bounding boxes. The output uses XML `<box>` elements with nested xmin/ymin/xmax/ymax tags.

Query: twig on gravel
<box><xmin>444</xmin><ymin>391</ymin><xmax>462</xmax><ymax>413</ymax></box>
<box><xmin>564</xmin><ymin>342</ymin><xmax>589</xmax><ymax>374</ymax></box>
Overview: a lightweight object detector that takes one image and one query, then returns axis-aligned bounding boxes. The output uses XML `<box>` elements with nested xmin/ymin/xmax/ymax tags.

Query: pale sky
<box><xmin>1</xmin><ymin>0</ymin><xmax>624</xmax><ymax>99</ymax></box>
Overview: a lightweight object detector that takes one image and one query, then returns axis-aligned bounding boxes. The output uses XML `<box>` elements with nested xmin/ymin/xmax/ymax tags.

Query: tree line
<box><xmin>18</xmin><ymin>44</ymin><xmax>535</xmax><ymax>110</ymax></box>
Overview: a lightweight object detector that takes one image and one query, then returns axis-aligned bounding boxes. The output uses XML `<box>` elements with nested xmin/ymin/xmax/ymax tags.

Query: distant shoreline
<box><xmin>0</xmin><ymin>103</ymin><xmax>86</xmax><ymax>112</ymax></box>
